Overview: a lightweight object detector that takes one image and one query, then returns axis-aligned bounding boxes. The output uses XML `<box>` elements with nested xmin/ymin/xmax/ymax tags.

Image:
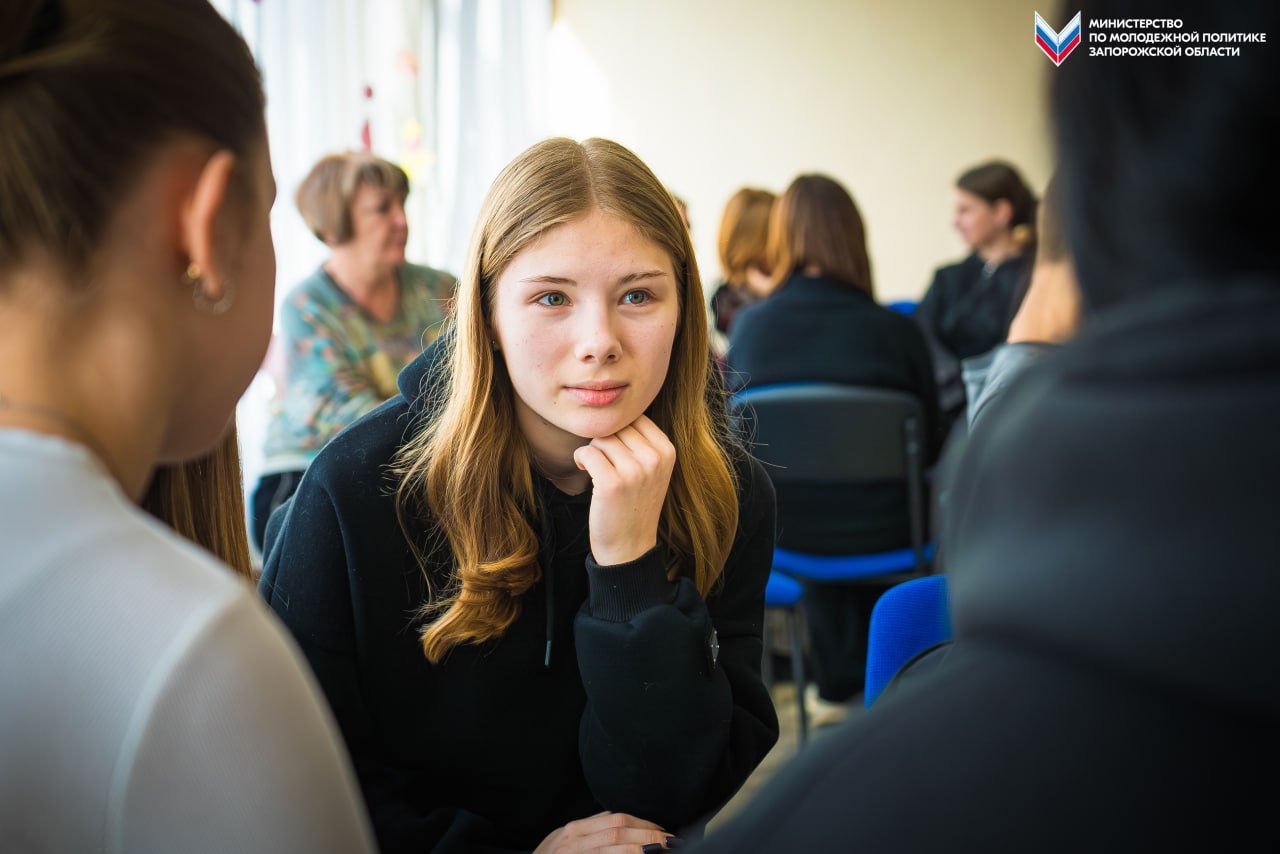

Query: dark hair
<box><xmin>1053</xmin><ymin>0</ymin><xmax>1279</xmax><ymax>309</ymax></box>
<box><xmin>295</xmin><ymin>151</ymin><xmax>411</xmax><ymax>246</ymax></box>
<box><xmin>956</xmin><ymin>161</ymin><xmax>1038</xmax><ymax>254</ymax></box>
<box><xmin>767</xmin><ymin>174</ymin><xmax>874</xmax><ymax>296</ymax></box>
<box><xmin>0</xmin><ymin>0</ymin><xmax>265</xmax><ymax>279</ymax></box>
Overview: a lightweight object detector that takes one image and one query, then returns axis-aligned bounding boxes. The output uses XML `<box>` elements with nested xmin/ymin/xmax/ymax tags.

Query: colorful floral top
<box><xmin>262</xmin><ymin>263</ymin><xmax>454</xmax><ymax>473</ymax></box>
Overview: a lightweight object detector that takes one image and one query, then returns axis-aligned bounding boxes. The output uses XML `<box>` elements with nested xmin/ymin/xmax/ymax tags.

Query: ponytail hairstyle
<box><xmin>142</xmin><ymin>425</ymin><xmax>254</xmax><ymax>582</ymax></box>
<box><xmin>0</xmin><ymin>0</ymin><xmax>264</xmax><ymax>280</ymax></box>
<box><xmin>392</xmin><ymin>137</ymin><xmax>740</xmax><ymax>664</ymax></box>
<box><xmin>956</xmin><ymin>161</ymin><xmax>1038</xmax><ymax>256</ymax></box>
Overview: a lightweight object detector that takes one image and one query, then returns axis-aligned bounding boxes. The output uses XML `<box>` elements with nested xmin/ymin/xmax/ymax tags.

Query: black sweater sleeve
<box><xmin>258</xmin><ymin>461</ymin><xmax>448</xmax><ymax>853</ymax></box>
<box><xmin>573</xmin><ymin>455</ymin><xmax>780</xmax><ymax>831</ymax></box>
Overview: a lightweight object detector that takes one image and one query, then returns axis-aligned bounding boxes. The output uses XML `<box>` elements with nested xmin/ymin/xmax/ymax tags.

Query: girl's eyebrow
<box><xmin>518</xmin><ymin>270</ymin><xmax>669</xmax><ymax>286</ymax></box>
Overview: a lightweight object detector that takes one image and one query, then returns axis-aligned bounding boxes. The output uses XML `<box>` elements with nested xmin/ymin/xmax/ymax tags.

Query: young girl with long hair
<box><xmin>0</xmin><ymin>0</ymin><xmax>373</xmax><ymax>850</ymax></box>
<box><xmin>261</xmin><ymin>137</ymin><xmax>780</xmax><ymax>853</ymax></box>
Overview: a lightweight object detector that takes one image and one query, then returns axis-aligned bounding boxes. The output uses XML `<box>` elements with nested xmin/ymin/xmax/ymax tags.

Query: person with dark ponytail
<box><xmin>915</xmin><ymin>161</ymin><xmax>1037</xmax><ymax>420</ymax></box>
<box><xmin>0</xmin><ymin>1</ymin><xmax>373</xmax><ymax>850</ymax></box>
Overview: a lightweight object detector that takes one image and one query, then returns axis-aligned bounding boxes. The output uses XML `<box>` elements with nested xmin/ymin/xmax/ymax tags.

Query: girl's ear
<box><xmin>180</xmin><ymin>149</ymin><xmax>238</xmax><ymax>304</ymax></box>
<box><xmin>993</xmin><ymin>198</ymin><xmax>1015</xmax><ymax>230</ymax></box>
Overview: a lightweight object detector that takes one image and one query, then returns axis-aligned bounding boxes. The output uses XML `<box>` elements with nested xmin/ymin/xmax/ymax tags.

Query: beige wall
<box><xmin>547</xmin><ymin>0</ymin><xmax>1055</xmax><ymax>301</ymax></box>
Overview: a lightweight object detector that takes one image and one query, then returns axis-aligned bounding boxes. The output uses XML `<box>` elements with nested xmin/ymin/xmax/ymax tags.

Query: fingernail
<box><xmin>665</xmin><ymin>837</ymin><xmax>686</xmax><ymax>848</ymax></box>
<box><xmin>642</xmin><ymin>844</ymin><xmax>663</xmax><ymax>854</ymax></box>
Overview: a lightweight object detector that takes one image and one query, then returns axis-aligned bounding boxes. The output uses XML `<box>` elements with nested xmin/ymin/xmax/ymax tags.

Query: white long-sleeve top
<box><xmin>0</xmin><ymin>429</ymin><xmax>375</xmax><ymax>853</ymax></box>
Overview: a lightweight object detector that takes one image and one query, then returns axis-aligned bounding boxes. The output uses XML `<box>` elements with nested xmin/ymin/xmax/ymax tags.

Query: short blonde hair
<box><xmin>294</xmin><ymin>151</ymin><xmax>409</xmax><ymax>246</ymax></box>
<box><xmin>717</xmin><ymin>188</ymin><xmax>775</xmax><ymax>286</ymax></box>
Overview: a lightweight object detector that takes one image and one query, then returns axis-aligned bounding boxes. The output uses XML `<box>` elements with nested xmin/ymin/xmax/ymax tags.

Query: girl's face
<box><xmin>952</xmin><ymin>188</ymin><xmax>1009</xmax><ymax>251</ymax></box>
<box><xmin>489</xmin><ymin>208</ymin><xmax>680</xmax><ymax>464</ymax></box>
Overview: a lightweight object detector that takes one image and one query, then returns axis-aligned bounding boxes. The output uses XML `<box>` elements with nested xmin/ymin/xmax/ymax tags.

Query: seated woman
<box><xmin>727</xmin><ymin>174</ymin><xmax>939</xmax><ymax>716</ymax></box>
<box><xmin>260</xmin><ymin>137</ymin><xmax>780</xmax><ymax>853</ymax></box>
<box><xmin>0</xmin><ymin>1</ymin><xmax>372</xmax><ymax>850</ymax></box>
<box><xmin>915</xmin><ymin>160</ymin><xmax>1037</xmax><ymax>422</ymax></box>
<box><xmin>253</xmin><ymin>151</ymin><xmax>455</xmax><ymax>548</ymax></box>
<box><xmin>708</xmin><ymin>188</ymin><xmax>776</xmax><ymax>345</ymax></box>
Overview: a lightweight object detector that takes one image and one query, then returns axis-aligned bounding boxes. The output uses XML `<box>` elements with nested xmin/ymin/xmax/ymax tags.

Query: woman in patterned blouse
<box><xmin>253</xmin><ymin>152</ymin><xmax>455</xmax><ymax>549</ymax></box>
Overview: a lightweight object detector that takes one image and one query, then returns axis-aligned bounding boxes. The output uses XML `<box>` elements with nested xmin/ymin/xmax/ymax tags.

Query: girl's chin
<box><xmin>560</xmin><ymin>414</ymin><xmax>635</xmax><ymax>441</ymax></box>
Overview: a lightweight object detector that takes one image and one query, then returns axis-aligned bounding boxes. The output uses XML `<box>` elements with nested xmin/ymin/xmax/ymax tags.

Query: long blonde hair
<box><xmin>142</xmin><ymin>425</ymin><xmax>254</xmax><ymax>582</ymax></box>
<box><xmin>393</xmin><ymin>137</ymin><xmax>739</xmax><ymax>663</ymax></box>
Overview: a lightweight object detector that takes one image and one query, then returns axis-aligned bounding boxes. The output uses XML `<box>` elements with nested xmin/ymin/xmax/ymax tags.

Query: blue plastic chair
<box><xmin>763</xmin><ymin>571</ymin><xmax>808</xmax><ymax>743</ymax></box>
<box><xmin>731</xmin><ymin>383</ymin><xmax>935</xmax><ymax>580</ymax></box>
<box><xmin>732</xmin><ymin>383</ymin><xmax>936</xmax><ymax>739</ymax></box>
<box><xmin>864</xmin><ymin>575</ymin><xmax>951</xmax><ymax>707</ymax></box>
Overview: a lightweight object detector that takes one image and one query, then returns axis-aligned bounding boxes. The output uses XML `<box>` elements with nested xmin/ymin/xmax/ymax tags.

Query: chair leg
<box><xmin>789</xmin><ymin>605</ymin><xmax>808</xmax><ymax>745</ymax></box>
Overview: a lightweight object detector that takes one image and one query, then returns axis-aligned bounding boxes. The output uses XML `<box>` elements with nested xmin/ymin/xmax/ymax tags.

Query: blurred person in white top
<box><xmin>0</xmin><ymin>1</ymin><xmax>374</xmax><ymax>851</ymax></box>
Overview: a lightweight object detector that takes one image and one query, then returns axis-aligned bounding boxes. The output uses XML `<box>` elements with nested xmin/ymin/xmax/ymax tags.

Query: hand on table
<box><xmin>573</xmin><ymin>415</ymin><xmax>676</xmax><ymax>567</ymax></box>
<box><xmin>534</xmin><ymin>811</ymin><xmax>682</xmax><ymax>853</ymax></box>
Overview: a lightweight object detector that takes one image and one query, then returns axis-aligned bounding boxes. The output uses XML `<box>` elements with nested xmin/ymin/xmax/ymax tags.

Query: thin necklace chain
<box><xmin>0</xmin><ymin>392</ymin><xmax>118</xmax><ymax>475</ymax></box>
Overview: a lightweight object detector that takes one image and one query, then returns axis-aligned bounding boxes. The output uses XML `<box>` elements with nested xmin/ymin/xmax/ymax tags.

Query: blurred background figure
<box><xmin>253</xmin><ymin>151</ymin><xmax>455</xmax><ymax>550</ymax></box>
<box><xmin>709</xmin><ymin>188</ymin><xmax>776</xmax><ymax>347</ymax></box>
<box><xmin>915</xmin><ymin>160</ymin><xmax>1037</xmax><ymax>428</ymax></box>
<box><xmin>965</xmin><ymin>174</ymin><xmax>1082</xmax><ymax>432</ymax></box>
<box><xmin>727</xmin><ymin>174</ymin><xmax>938</xmax><ymax>723</ymax></box>
<box><xmin>672</xmin><ymin>192</ymin><xmax>692</xmax><ymax>230</ymax></box>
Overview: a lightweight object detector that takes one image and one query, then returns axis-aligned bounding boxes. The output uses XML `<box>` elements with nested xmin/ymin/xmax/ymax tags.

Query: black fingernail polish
<box><xmin>642</xmin><ymin>844</ymin><xmax>664</xmax><ymax>854</ymax></box>
<box><xmin>665</xmin><ymin>836</ymin><xmax>686</xmax><ymax>848</ymax></box>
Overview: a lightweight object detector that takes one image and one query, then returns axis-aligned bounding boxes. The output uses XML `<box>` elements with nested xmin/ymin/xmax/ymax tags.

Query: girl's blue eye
<box><xmin>623</xmin><ymin>290</ymin><xmax>649</xmax><ymax>305</ymax></box>
<box><xmin>538</xmin><ymin>292</ymin><xmax>567</xmax><ymax>307</ymax></box>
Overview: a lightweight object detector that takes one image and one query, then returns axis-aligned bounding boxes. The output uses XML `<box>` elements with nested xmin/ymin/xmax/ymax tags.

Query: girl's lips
<box><xmin>566</xmin><ymin>385</ymin><xmax>626</xmax><ymax>406</ymax></box>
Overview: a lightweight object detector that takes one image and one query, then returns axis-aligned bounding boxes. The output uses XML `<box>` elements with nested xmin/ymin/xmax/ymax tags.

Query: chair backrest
<box><xmin>730</xmin><ymin>382</ymin><xmax>928</xmax><ymax>559</ymax></box>
<box><xmin>730</xmin><ymin>382</ymin><xmax>924</xmax><ymax>482</ymax></box>
<box><xmin>865</xmin><ymin>574</ymin><xmax>951</xmax><ymax>706</ymax></box>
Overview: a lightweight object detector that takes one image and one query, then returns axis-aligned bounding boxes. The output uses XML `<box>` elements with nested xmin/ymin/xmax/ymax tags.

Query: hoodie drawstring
<box><xmin>537</xmin><ymin>497</ymin><xmax>556</xmax><ymax>669</ymax></box>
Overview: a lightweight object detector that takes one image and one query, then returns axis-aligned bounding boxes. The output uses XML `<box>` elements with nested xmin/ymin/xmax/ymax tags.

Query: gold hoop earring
<box><xmin>186</xmin><ymin>263</ymin><xmax>235</xmax><ymax>315</ymax></box>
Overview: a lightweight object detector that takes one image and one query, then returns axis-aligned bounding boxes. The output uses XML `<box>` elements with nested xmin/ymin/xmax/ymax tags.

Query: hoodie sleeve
<box><xmin>573</xmin><ymin>455</ymin><xmax>780</xmax><ymax>830</ymax></box>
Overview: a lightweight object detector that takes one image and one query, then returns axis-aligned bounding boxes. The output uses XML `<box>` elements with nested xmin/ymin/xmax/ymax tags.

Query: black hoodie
<box><xmin>694</xmin><ymin>281</ymin><xmax>1280</xmax><ymax>852</ymax></box>
<box><xmin>260</xmin><ymin>340</ymin><xmax>779</xmax><ymax>853</ymax></box>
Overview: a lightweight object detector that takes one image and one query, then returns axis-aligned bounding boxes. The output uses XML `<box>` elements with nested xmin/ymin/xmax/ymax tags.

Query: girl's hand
<box><xmin>534</xmin><ymin>811</ymin><xmax>676</xmax><ymax>853</ymax></box>
<box><xmin>573</xmin><ymin>415</ymin><xmax>676</xmax><ymax>566</ymax></box>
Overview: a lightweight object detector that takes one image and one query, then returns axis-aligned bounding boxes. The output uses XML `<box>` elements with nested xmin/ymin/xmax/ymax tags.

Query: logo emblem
<box><xmin>1035</xmin><ymin>11</ymin><xmax>1082</xmax><ymax>66</ymax></box>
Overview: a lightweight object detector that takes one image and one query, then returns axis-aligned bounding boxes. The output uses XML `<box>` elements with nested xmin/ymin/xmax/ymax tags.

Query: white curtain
<box><xmin>211</xmin><ymin>0</ymin><xmax>550</xmax><ymax>513</ymax></box>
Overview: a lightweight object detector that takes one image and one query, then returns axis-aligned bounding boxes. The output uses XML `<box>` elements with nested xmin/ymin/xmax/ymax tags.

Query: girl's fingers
<box><xmin>574</xmin><ymin>443</ymin><xmax>617</xmax><ymax>483</ymax></box>
<box><xmin>588</xmin><ymin>435</ymin><xmax>644</xmax><ymax>481</ymax></box>
<box><xmin>574</xmin><ymin>827</ymin><xmax>670</xmax><ymax>850</ymax></box>
<box><xmin>609</xmin><ymin>426</ymin><xmax>661</xmax><ymax>470</ymax></box>
<box><xmin>626</xmin><ymin>416</ymin><xmax>676</xmax><ymax>462</ymax></box>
